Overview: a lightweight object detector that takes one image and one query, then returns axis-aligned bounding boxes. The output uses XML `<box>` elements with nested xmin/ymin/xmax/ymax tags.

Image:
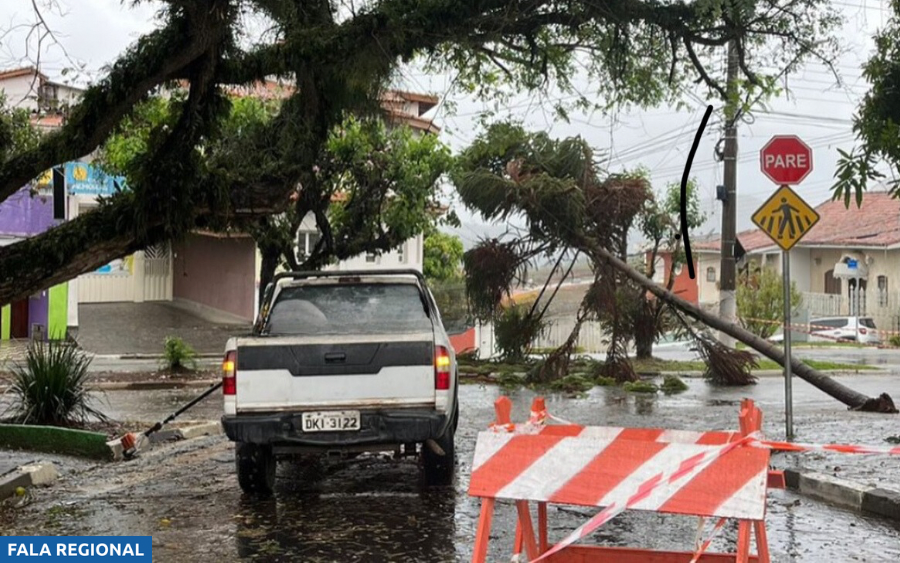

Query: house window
<box><xmin>398</xmin><ymin>242</ymin><xmax>405</xmax><ymax>264</ymax></box>
<box><xmin>824</xmin><ymin>269</ymin><xmax>841</xmax><ymax>295</ymax></box>
<box><xmin>651</xmin><ymin>257</ymin><xmax>665</xmax><ymax>283</ymax></box>
<box><xmin>365</xmin><ymin>252</ymin><xmax>377</xmax><ymax>263</ymax></box>
<box><xmin>706</xmin><ymin>267</ymin><xmax>716</xmax><ymax>282</ymax></box>
<box><xmin>878</xmin><ymin>275</ymin><xmax>888</xmax><ymax>307</ymax></box>
<box><xmin>295</xmin><ymin>231</ymin><xmax>321</xmax><ymax>262</ymax></box>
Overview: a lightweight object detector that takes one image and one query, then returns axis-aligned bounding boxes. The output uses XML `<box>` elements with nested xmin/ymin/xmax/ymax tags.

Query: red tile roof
<box><xmin>379</xmin><ymin>90</ymin><xmax>439</xmax><ymax>115</ymax></box>
<box><xmin>175</xmin><ymin>79</ymin><xmax>440</xmax><ymax>133</ymax></box>
<box><xmin>696</xmin><ymin>191</ymin><xmax>900</xmax><ymax>252</ymax></box>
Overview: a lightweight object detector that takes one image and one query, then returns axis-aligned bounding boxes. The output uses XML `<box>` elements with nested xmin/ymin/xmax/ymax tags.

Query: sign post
<box><xmin>754</xmin><ymin>136</ymin><xmax>816</xmax><ymax>440</ymax></box>
<box><xmin>782</xmin><ymin>250</ymin><xmax>793</xmax><ymax>438</ymax></box>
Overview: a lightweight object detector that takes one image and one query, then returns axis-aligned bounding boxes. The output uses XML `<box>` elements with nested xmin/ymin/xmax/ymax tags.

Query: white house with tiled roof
<box><xmin>0</xmin><ymin>67</ymin><xmax>84</xmax><ymax>131</ymax></box>
<box><xmin>696</xmin><ymin>190</ymin><xmax>900</xmax><ymax>330</ymax></box>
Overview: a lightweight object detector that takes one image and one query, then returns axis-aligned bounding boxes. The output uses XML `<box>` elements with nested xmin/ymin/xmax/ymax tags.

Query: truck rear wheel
<box><xmin>423</xmin><ymin>409</ymin><xmax>457</xmax><ymax>486</ymax></box>
<box><xmin>236</xmin><ymin>442</ymin><xmax>276</xmax><ymax>495</ymax></box>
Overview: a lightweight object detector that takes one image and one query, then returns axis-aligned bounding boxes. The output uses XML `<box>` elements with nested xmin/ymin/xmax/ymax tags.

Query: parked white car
<box><xmin>769</xmin><ymin>316</ymin><xmax>881</xmax><ymax>344</ymax></box>
<box><xmin>221</xmin><ymin>270</ymin><xmax>458</xmax><ymax>495</ymax></box>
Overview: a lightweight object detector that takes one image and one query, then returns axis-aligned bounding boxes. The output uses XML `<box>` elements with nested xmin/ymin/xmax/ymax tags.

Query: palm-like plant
<box><xmin>3</xmin><ymin>341</ymin><xmax>107</xmax><ymax>426</ymax></box>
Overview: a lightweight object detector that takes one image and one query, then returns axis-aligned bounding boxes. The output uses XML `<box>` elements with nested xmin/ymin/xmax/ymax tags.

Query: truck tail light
<box><xmin>223</xmin><ymin>350</ymin><xmax>236</xmax><ymax>395</ymax></box>
<box><xmin>435</xmin><ymin>346</ymin><xmax>451</xmax><ymax>390</ymax></box>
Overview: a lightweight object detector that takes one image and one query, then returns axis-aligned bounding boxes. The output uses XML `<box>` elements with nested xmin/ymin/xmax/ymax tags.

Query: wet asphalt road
<box><xmin>4</xmin><ymin>380</ymin><xmax>900</xmax><ymax>562</ymax></box>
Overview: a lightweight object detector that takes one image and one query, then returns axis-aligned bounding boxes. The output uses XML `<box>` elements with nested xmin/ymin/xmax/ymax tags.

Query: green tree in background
<box><xmin>0</xmin><ymin>94</ymin><xmax>41</xmax><ymax>163</ymax></box>
<box><xmin>424</xmin><ymin>230</ymin><xmax>469</xmax><ymax>333</ymax></box>
<box><xmin>737</xmin><ymin>262</ymin><xmax>802</xmax><ymax>339</ymax></box>
<box><xmin>834</xmin><ymin>1</ymin><xmax>900</xmax><ymax>206</ymax></box>
<box><xmin>97</xmin><ymin>96</ymin><xmax>454</xmax><ymax>305</ymax></box>
<box><xmin>423</xmin><ymin>230</ymin><xmax>464</xmax><ymax>282</ymax></box>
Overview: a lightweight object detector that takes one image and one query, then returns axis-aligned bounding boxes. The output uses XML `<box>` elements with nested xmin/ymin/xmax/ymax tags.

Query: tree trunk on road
<box><xmin>591</xmin><ymin>244</ymin><xmax>895</xmax><ymax>411</ymax></box>
<box><xmin>633</xmin><ymin>301</ymin><xmax>656</xmax><ymax>360</ymax></box>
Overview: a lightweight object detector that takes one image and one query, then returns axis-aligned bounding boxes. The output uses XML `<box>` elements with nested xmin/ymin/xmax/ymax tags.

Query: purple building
<box><xmin>0</xmin><ymin>184</ymin><xmax>71</xmax><ymax>341</ymax></box>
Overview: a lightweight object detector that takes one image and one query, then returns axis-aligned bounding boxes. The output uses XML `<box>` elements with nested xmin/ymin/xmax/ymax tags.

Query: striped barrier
<box><xmin>690</xmin><ymin>517</ymin><xmax>728</xmax><ymax>563</ymax></box>
<box><xmin>472</xmin><ymin>397</ymin><xmax>900</xmax><ymax>562</ymax></box>
<box><xmin>471</xmin><ymin>397</ymin><xmax>772</xmax><ymax>563</ymax></box>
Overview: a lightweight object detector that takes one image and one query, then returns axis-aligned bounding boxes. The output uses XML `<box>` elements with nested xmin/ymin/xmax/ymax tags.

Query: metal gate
<box><xmin>78</xmin><ymin>244</ymin><xmax>172</xmax><ymax>303</ymax></box>
<box><xmin>142</xmin><ymin>243</ymin><xmax>172</xmax><ymax>301</ymax></box>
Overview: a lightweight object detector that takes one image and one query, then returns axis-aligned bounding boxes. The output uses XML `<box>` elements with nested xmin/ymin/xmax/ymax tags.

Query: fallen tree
<box><xmin>589</xmin><ymin>242</ymin><xmax>897</xmax><ymax>413</ymax></box>
<box><xmin>454</xmin><ymin>124</ymin><xmax>896</xmax><ymax>412</ymax></box>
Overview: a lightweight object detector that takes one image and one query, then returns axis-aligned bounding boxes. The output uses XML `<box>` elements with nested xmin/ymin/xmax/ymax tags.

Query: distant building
<box><xmin>644</xmin><ymin>250</ymin><xmax>699</xmax><ymax>304</ymax></box>
<box><xmin>0</xmin><ymin>180</ymin><xmax>74</xmax><ymax>341</ymax></box>
<box><xmin>696</xmin><ymin>190</ymin><xmax>900</xmax><ymax>329</ymax></box>
<box><xmin>0</xmin><ymin>66</ymin><xmax>84</xmax><ymax>132</ymax></box>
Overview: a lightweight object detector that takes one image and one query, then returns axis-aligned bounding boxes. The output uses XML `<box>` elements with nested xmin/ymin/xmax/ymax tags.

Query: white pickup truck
<box><xmin>221</xmin><ymin>270</ymin><xmax>458</xmax><ymax>495</ymax></box>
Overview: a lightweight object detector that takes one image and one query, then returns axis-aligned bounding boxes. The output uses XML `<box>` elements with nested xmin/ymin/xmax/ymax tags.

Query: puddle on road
<box><xmin>5</xmin><ymin>380</ymin><xmax>900</xmax><ymax>562</ymax></box>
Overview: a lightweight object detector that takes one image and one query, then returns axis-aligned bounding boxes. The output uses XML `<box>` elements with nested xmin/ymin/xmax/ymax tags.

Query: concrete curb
<box><xmin>88</xmin><ymin>379</ymin><xmax>219</xmax><ymax>391</ymax></box>
<box><xmin>662</xmin><ymin>369</ymin><xmax>883</xmax><ymax>379</ymax></box>
<box><xmin>110</xmin><ymin>353</ymin><xmax>222</xmax><ymax>360</ymax></box>
<box><xmin>0</xmin><ymin>424</ymin><xmax>113</xmax><ymax>461</ymax></box>
<box><xmin>0</xmin><ymin>462</ymin><xmax>58</xmax><ymax>500</ymax></box>
<box><xmin>784</xmin><ymin>469</ymin><xmax>900</xmax><ymax>521</ymax></box>
<box><xmin>0</xmin><ymin>380</ymin><xmax>219</xmax><ymax>393</ymax></box>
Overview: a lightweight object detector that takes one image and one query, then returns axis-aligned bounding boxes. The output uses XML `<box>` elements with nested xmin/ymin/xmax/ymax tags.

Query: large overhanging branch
<box><xmin>2</xmin><ymin>0</ymin><xmax>829</xmax><ymax>210</ymax></box>
<box><xmin>0</xmin><ymin>2</ymin><xmax>231</xmax><ymax>204</ymax></box>
<box><xmin>0</xmin><ymin>1</ymin><xmax>236</xmax><ymax>305</ymax></box>
<box><xmin>0</xmin><ymin>172</ymin><xmax>283</xmax><ymax>307</ymax></box>
<box><xmin>0</xmin><ymin>196</ymin><xmax>166</xmax><ymax>306</ymax></box>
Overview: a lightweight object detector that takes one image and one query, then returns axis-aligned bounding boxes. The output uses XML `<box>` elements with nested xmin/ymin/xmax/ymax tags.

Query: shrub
<box><xmin>547</xmin><ymin>373</ymin><xmax>595</xmax><ymax>394</ymax></box>
<box><xmin>660</xmin><ymin>375</ymin><xmax>688</xmax><ymax>394</ymax></box>
<box><xmin>4</xmin><ymin>341</ymin><xmax>107</xmax><ymax>426</ymax></box>
<box><xmin>162</xmin><ymin>336</ymin><xmax>198</xmax><ymax>371</ymax></box>
<box><xmin>890</xmin><ymin>335</ymin><xmax>900</xmax><ymax>348</ymax></box>
<box><xmin>737</xmin><ymin>262</ymin><xmax>802</xmax><ymax>339</ymax></box>
<box><xmin>595</xmin><ymin>376</ymin><xmax>617</xmax><ymax>387</ymax></box>
<box><xmin>496</xmin><ymin>372</ymin><xmax>526</xmax><ymax>389</ymax></box>
<box><xmin>623</xmin><ymin>381</ymin><xmax>659</xmax><ymax>394</ymax></box>
<box><xmin>494</xmin><ymin>301</ymin><xmax>545</xmax><ymax>362</ymax></box>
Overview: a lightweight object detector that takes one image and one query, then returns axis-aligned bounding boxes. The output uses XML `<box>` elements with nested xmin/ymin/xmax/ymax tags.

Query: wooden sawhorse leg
<box><xmin>472</xmin><ymin>498</ymin><xmax>496</xmax><ymax>563</ymax></box>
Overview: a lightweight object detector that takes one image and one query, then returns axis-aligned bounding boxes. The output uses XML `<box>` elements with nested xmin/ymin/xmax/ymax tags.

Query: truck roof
<box><xmin>280</xmin><ymin>274</ymin><xmax>422</xmax><ymax>288</ymax></box>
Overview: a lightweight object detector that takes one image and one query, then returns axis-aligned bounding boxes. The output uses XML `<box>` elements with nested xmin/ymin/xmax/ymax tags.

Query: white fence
<box><xmin>532</xmin><ymin>318</ymin><xmax>608</xmax><ymax>353</ymax></box>
<box><xmin>801</xmin><ymin>290</ymin><xmax>900</xmax><ymax>333</ymax></box>
<box><xmin>77</xmin><ymin>244</ymin><xmax>173</xmax><ymax>304</ymax></box>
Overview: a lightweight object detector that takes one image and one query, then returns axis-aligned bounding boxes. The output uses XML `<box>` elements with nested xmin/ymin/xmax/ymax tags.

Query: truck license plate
<box><xmin>301</xmin><ymin>411</ymin><xmax>361</xmax><ymax>432</ymax></box>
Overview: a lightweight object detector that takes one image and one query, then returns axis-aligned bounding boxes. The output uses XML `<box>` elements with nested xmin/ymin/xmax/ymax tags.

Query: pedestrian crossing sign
<box><xmin>751</xmin><ymin>185</ymin><xmax>820</xmax><ymax>251</ymax></box>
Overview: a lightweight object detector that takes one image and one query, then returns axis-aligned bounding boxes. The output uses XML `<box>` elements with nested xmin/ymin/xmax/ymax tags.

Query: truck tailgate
<box><xmin>233</xmin><ymin>333</ymin><xmax>435</xmax><ymax>411</ymax></box>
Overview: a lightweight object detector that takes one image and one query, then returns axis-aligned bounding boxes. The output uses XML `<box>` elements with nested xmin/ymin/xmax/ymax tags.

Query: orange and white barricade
<box><xmin>471</xmin><ymin>397</ymin><xmax>774</xmax><ymax>562</ymax></box>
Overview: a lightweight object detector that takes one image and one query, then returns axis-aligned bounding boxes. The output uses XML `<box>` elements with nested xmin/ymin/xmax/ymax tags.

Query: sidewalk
<box><xmin>76</xmin><ymin>302</ymin><xmax>251</xmax><ymax>355</ymax></box>
<box><xmin>0</xmin><ymin>339</ymin><xmax>27</xmax><ymax>370</ymax></box>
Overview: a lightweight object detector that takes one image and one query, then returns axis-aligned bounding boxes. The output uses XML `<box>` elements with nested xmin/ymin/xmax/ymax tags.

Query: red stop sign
<box><xmin>760</xmin><ymin>135</ymin><xmax>813</xmax><ymax>185</ymax></box>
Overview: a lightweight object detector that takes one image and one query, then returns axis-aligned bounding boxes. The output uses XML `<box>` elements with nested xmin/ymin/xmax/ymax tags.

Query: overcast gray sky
<box><xmin>0</xmin><ymin>0</ymin><xmax>889</xmax><ymax>249</ymax></box>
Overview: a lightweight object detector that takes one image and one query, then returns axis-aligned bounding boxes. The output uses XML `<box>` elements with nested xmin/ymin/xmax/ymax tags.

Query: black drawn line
<box><xmin>681</xmin><ymin>105</ymin><xmax>714</xmax><ymax>279</ymax></box>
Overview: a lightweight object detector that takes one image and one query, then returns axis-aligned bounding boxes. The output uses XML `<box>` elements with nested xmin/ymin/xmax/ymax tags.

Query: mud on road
<box><xmin>3</xmin><ymin>383</ymin><xmax>900</xmax><ymax>562</ymax></box>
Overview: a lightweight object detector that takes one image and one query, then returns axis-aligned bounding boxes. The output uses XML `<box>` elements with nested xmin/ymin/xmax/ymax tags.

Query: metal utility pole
<box><xmin>718</xmin><ymin>39</ymin><xmax>739</xmax><ymax>347</ymax></box>
<box><xmin>782</xmin><ymin>250</ymin><xmax>794</xmax><ymax>439</ymax></box>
